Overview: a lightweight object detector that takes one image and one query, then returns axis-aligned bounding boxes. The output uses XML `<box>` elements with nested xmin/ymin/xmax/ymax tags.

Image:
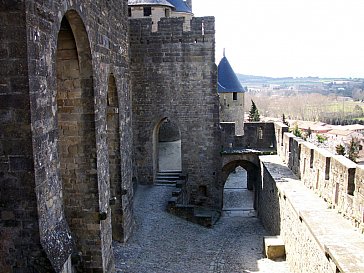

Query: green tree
<box><xmin>292</xmin><ymin>123</ymin><xmax>302</xmax><ymax>138</ymax></box>
<box><xmin>353</xmin><ymin>105</ymin><xmax>364</xmax><ymax>117</ymax></box>
<box><xmin>347</xmin><ymin>137</ymin><xmax>360</xmax><ymax>163</ymax></box>
<box><xmin>248</xmin><ymin>100</ymin><xmax>260</xmax><ymax>122</ymax></box>
<box><xmin>335</xmin><ymin>144</ymin><xmax>346</xmax><ymax>156</ymax></box>
<box><xmin>316</xmin><ymin>134</ymin><xmax>327</xmax><ymax>143</ymax></box>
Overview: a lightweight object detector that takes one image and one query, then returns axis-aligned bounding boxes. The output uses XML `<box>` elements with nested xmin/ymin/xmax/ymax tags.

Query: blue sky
<box><xmin>193</xmin><ymin>0</ymin><xmax>364</xmax><ymax>78</ymax></box>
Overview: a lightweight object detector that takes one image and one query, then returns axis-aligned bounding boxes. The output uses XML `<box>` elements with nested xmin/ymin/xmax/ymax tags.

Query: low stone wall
<box><xmin>259</xmin><ymin>155</ymin><xmax>364</xmax><ymax>273</ymax></box>
<box><xmin>220</xmin><ymin>122</ymin><xmax>276</xmax><ymax>149</ymax></box>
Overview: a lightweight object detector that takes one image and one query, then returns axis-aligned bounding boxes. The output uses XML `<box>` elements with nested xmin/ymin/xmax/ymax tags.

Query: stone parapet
<box><xmin>274</xmin><ymin>122</ymin><xmax>364</xmax><ymax>232</ymax></box>
<box><xmin>259</xmin><ymin>155</ymin><xmax>364</xmax><ymax>273</ymax></box>
<box><xmin>220</xmin><ymin>122</ymin><xmax>276</xmax><ymax>150</ymax></box>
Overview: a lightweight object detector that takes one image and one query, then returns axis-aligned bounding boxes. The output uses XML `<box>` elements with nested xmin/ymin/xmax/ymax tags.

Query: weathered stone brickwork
<box><xmin>354</xmin><ymin>166</ymin><xmax>364</xmax><ymax>230</ymax></box>
<box><xmin>219</xmin><ymin>92</ymin><xmax>245</xmax><ymax>135</ymax></box>
<box><xmin>129</xmin><ymin>16</ymin><xmax>222</xmax><ymax>208</ymax></box>
<box><xmin>0</xmin><ymin>2</ymin><xmax>52</xmax><ymax>272</ymax></box>
<box><xmin>274</xmin><ymin>122</ymin><xmax>364</xmax><ymax>232</ymax></box>
<box><xmin>1</xmin><ymin>1</ymin><xmax>133</xmax><ymax>272</ymax></box>
<box><xmin>220</xmin><ymin>122</ymin><xmax>276</xmax><ymax>150</ymax></box>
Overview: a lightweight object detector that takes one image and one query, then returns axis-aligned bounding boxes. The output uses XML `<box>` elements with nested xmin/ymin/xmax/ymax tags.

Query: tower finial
<box><xmin>223</xmin><ymin>48</ymin><xmax>225</xmax><ymax>57</ymax></box>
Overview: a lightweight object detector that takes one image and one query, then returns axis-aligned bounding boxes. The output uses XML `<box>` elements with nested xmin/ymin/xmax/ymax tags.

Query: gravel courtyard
<box><xmin>113</xmin><ymin>184</ymin><xmax>290</xmax><ymax>273</ymax></box>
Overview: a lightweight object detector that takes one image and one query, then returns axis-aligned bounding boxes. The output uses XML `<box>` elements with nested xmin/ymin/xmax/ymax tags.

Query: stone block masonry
<box><xmin>0</xmin><ymin>2</ymin><xmax>53</xmax><ymax>272</ymax></box>
<box><xmin>220</xmin><ymin>122</ymin><xmax>276</xmax><ymax>149</ymax></box>
<box><xmin>259</xmin><ymin>155</ymin><xmax>364</xmax><ymax>273</ymax></box>
<box><xmin>274</xmin><ymin>122</ymin><xmax>364</xmax><ymax>232</ymax></box>
<box><xmin>129</xmin><ymin>16</ymin><xmax>222</xmax><ymax>208</ymax></box>
<box><xmin>1</xmin><ymin>1</ymin><xmax>133</xmax><ymax>272</ymax></box>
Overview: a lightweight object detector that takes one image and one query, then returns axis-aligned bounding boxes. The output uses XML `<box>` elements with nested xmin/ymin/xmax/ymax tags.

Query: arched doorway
<box><xmin>221</xmin><ymin>159</ymin><xmax>260</xmax><ymax>217</ymax></box>
<box><xmin>56</xmin><ymin>11</ymin><xmax>101</xmax><ymax>269</ymax></box>
<box><xmin>107</xmin><ymin>74</ymin><xmax>124</xmax><ymax>242</ymax></box>
<box><xmin>223</xmin><ymin>166</ymin><xmax>254</xmax><ymax>216</ymax></box>
<box><xmin>153</xmin><ymin>118</ymin><xmax>182</xmax><ymax>183</ymax></box>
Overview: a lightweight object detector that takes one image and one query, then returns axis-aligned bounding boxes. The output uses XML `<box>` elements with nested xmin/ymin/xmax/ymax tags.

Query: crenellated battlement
<box><xmin>274</xmin><ymin>122</ymin><xmax>364</xmax><ymax>232</ymax></box>
<box><xmin>129</xmin><ymin>16</ymin><xmax>215</xmax><ymax>44</ymax></box>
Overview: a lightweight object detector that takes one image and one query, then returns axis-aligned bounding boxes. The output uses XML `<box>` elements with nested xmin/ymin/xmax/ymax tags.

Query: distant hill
<box><xmin>236</xmin><ymin>74</ymin><xmax>360</xmax><ymax>85</ymax></box>
<box><xmin>237</xmin><ymin>74</ymin><xmax>364</xmax><ymax>99</ymax></box>
<box><xmin>237</xmin><ymin>74</ymin><xmax>292</xmax><ymax>83</ymax></box>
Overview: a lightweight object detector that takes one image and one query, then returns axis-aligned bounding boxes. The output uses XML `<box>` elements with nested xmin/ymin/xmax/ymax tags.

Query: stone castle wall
<box><xmin>257</xmin><ymin>123</ymin><xmax>364</xmax><ymax>272</ymax></box>
<box><xmin>0</xmin><ymin>2</ymin><xmax>49</xmax><ymax>271</ymax></box>
<box><xmin>129</xmin><ymin>16</ymin><xmax>222</xmax><ymax>208</ymax></box>
<box><xmin>0</xmin><ymin>1</ymin><xmax>133</xmax><ymax>272</ymax></box>
<box><xmin>258</xmin><ymin>158</ymin><xmax>336</xmax><ymax>273</ymax></box>
<box><xmin>274</xmin><ymin>122</ymin><xmax>364</xmax><ymax>231</ymax></box>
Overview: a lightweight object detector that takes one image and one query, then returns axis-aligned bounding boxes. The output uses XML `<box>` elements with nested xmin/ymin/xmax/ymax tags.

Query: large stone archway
<box><xmin>56</xmin><ymin>10</ymin><xmax>101</xmax><ymax>270</ymax></box>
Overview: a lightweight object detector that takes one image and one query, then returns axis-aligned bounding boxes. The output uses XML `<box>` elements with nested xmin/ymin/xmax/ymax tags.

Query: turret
<box><xmin>218</xmin><ymin>51</ymin><xmax>246</xmax><ymax>135</ymax></box>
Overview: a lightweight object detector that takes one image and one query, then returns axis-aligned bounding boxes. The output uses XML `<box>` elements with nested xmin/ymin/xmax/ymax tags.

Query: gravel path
<box><xmin>113</xmin><ymin>185</ymin><xmax>290</xmax><ymax>273</ymax></box>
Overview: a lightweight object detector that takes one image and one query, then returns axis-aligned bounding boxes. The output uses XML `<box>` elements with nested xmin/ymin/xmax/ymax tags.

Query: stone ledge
<box><xmin>260</xmin><ymin>155</ymin><xmax>364</xmax><ymax>273</ymax></box>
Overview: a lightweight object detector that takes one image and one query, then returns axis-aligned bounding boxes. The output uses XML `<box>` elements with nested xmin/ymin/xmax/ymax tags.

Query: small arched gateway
<box><xmin>220</xmin><ymin>152</ymin><xmax>261</xmax><ymax>215</ymax></box>
<box><xmin>152</xmin><ymin>118</ymin><xmax>182</xmax><ymax>183</ymax></box>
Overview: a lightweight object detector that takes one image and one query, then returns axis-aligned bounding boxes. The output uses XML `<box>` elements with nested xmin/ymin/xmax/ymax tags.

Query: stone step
<box><xmin>263</xmin><ymin>236</ymin><xmax>286</xmax><ymax>260</ymax></box>
<box><xmin>155</xmin><ymin>180</ymin><xmax>178</xmax><ymax>185</ymax></box>
<box><xmin>222</xmin><ymin>209</ymin><xmax>257</xmax><ymax>218</ymax></box>
<box><xmin>155</xmin><ymin>171</ymin><xmax>182</xmax><ymax>185</ymax></box>
<box><xmin>156</xmin><ymin>176</ymin><xmax>180</xmax><ymax>180</ymax></box>
<box><xmin>157</xmin><ymin>171</ymin><xmax>181</xmax><ymax>176</ymax></box>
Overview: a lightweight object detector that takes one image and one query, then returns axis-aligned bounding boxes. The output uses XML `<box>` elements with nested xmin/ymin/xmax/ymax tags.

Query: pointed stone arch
<box><xmin>56</xmin><ymin>10</ymin><xmax>101</xmax><ymax>270</ymax></box>
<box><xmin>106</xmin><ymin>73</ymin><xmax>124</xmax><ymax>241</ymax></box>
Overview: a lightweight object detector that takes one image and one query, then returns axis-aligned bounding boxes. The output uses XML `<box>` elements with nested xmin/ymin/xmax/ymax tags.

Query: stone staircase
<box><xmin>155</xmin><ymin>171</ymin><xmax>182</xmax><ymax>185</ymax></box>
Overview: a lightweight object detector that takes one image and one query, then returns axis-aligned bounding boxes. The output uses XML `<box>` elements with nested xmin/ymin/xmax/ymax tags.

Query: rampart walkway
<box><xmin>113</xmin><ymin>184</ymin><xmax>289</xmax><ymax>273</ymax></box>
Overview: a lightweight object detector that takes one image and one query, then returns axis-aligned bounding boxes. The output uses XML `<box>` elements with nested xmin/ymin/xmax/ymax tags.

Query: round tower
<box><xmin>218</xmin><ymin>52</ymin><xmax>246</xmax><ymax>135</ymax></box>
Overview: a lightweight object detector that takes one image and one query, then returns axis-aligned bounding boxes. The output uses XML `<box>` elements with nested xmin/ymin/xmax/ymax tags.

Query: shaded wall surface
<box><xmin>0</xmin><ymin>1</ymin><xmax>133</xmax><ymax>272</ymax></box>
<box><xmin>130</xmin><ymin>17</ymin><xmax>222</xmax><ymax>208</ymax></box>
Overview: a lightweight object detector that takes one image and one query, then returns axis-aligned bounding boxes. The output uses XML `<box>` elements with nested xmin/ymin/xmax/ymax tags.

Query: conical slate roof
<box><xmin>128</xmin><ymin>0</ymin><xmax>174</xmax><ymax>8</ymax></box>
<box><xmin>166</xmin><ymin>0</ymin><xmax>192</xmax><ymax>13</ymax></box>
<box><xmin>218</xmin><ymin>56</ymin><xmax>245</xmax><ymax>93</ymax></box>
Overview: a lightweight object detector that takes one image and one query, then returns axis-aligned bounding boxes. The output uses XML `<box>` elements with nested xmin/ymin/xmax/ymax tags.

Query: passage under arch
<box><xmin>157</xmin><ymin>119</ymin><xmax>182</xmax><ymax>172</ymax></box>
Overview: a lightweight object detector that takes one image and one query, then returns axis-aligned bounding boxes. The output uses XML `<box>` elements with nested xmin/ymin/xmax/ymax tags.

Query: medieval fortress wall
<box><xmin>1</xmin><ymin>1</ymin><xmax>133</xmax><ymax>272</ymax></box>
<box><xmin>129</xmin><ymin>16</ymin><xmax>222</xmax><ymax>208</ymax></box>
<box><xmin>274</xmin><ymin>122</ymin><xmax>364</xmax><ymax>230</ymax></box>
<box><xmin>257</xmin><ymin>122</ymin><xmax>364</xmax><ymax>273</ymax></box>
